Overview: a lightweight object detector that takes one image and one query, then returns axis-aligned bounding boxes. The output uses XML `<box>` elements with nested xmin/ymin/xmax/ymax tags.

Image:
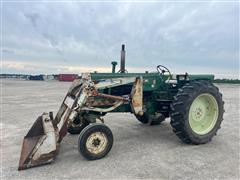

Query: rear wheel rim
<box><xmin>189</xmin><ymin>93</ymin><xmax>219</xmax><ymax>135</ymax></box>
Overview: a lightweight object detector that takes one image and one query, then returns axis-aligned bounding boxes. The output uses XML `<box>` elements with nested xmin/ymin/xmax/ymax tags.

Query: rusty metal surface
<box><xmin>57</xmin><ymin>95</ymin><xmax>78</xmax><ymax>142</ymax></box>
<box><xmin>19</xmin><ymin>76</ymin><xmax>143</xmax><ymax>170</ymax></box>
<box><xmin>131</xmin><ymin>77</ymin><xmax>143</xmax><ymax>115</ymax></box>
<box><xmin>18</xmin><ymin>113</ymin><xmax>59</xmax><ymax>170</ymax></box>
<box><xmin>54</xmin><ymin>79</ymin><xmax>83</xmax><ymax>125</ymax></box>
<box><xmin>19</xmin><ymin>79</ymin><xmax>85</xmax><ymax>170</ymax></box>
<box><xmin>82</xmin><ymin>101</ymin><xmax>124</xmax><ymax>113</ymax></box>
<box><xmin>18</xmin><ymin>136</ymin><xmax>42</xmax><ymax>170</ymax></box>
<box><xmin>94</xmin><ymin>92</ymin><xmax>129</xmax><ymax>102</ymax></box>
<box><xmin>86</xmin><ymin>97</ymin><xmax>115</xmax><ymax>107</ymax></box>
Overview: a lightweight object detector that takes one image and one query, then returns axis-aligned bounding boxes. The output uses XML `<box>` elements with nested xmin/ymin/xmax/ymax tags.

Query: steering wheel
<box><xmin>156</xmin><ymin>65</ymin><xmax>172</xmax><ymax>81</ymax></box>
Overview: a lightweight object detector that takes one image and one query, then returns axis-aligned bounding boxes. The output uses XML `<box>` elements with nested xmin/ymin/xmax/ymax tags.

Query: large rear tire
<box><xmin>170</xmin><ymin>81</ymin><xmax>224</xmax><ymax>144</ymax></box>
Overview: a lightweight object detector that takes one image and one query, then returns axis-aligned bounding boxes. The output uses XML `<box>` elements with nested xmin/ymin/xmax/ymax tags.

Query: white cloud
<box><xmin>2</xmin><ymin>2</ymin><xmax>239</xmax><ymax>78</ymax></box>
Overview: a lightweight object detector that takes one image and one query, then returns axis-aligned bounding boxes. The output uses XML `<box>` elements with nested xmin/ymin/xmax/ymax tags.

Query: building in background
<box><xmin>43</xmin><ymin>75</ymin><xmax>55</xmax><ymax>81</ymax></box>
<box><xmin>28</xmin><ymin>75</ymin><xmax>44</xmax><ymax>81</ymax></box>
<box><xmin>58</xmin><ymin>74</ymin><xmax>78</xmax><ymax>82</ymax></box>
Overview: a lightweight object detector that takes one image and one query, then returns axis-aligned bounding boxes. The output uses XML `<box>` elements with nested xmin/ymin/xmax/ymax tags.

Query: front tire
<box><xmin>78</xmin><ymin>123</ymin><xmax>113</xmax><ymax>160</ymax></box>
<box><xmin>170</xmin><ymin>81</ymin><xmax>224</xmax><ymax>144</ymax></box>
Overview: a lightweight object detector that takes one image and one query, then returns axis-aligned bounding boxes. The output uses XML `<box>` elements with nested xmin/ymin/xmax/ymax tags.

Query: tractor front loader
<box><xmin>19</xmin><ymin>45</ymin><xmax>224</xmax><ymax>170</ymax></box>
<box><xmin>19</xmin><ymin>75</ymin><xmax>143</xmax><ymax>170</ymax></box>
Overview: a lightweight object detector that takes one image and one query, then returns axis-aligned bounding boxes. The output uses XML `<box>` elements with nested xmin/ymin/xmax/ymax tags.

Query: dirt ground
<box><xmin>1</xmin><ymin>79</ymin><xmax>239</xmax><ymax>180</ymax></box>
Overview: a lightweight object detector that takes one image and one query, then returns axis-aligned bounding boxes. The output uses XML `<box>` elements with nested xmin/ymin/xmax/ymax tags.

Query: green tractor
<box><xmin>18</xmin><ymin>45</ymin><xmax>224</xmax><ymax>170</ymax></box>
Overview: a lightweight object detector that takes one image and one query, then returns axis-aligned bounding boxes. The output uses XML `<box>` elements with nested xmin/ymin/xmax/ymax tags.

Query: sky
<box><xmin>1</xmin><ymin>1</ymin><xmax>239</xmax><ymax>78</ymax></box>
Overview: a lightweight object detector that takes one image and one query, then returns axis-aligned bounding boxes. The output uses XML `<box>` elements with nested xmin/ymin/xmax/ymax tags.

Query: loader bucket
<box><xmin>18</xmin><ymin>113</ymin><xmax>59</xmax><ymax>170</ymax></box>
<box><xmin>18</xmin><ymin>79</ymin><xmax>84</xmax><ymax>170</ymax></box>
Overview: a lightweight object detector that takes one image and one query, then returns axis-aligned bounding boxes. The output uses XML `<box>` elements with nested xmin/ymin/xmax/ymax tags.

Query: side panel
<box><xmin>91</xmin><ymin>72</ymin><xmax>164</xmax><ymax>92</ymax></box>
<box><xmin>90</xmin><ymin>72</ymin><xmax>215</xmax><ymax>115</ymax></box>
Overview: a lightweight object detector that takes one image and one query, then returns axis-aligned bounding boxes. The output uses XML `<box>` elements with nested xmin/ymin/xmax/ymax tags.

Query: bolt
<box><xmin>92</xmin><ymin>138</ymin><xmax>101</xmax><ymax>147</ymax></box>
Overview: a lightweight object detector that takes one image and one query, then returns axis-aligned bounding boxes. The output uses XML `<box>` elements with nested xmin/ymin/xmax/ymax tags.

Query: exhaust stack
<box><xmin>120</xmin><ymin>44</ymin><xmax>126</xmax><ymax>73</ymax></box>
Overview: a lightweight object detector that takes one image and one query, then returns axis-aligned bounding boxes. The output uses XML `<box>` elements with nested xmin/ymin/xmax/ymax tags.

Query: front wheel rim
<box><xmin>86</xmin><ymin>132</ymin><xmax>108</xmax><ymax>154</ymax></box>
<box><xmin>189</xmin><ymin>93</ymin><xmax>219</xmax><ymax>135</ymax></box>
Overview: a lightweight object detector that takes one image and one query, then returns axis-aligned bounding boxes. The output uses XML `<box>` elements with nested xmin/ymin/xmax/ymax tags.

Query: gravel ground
<box><xmin>1</xmin><ymin>79</ymin><xmax>239</xmax><ymax>180</ymax></box>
